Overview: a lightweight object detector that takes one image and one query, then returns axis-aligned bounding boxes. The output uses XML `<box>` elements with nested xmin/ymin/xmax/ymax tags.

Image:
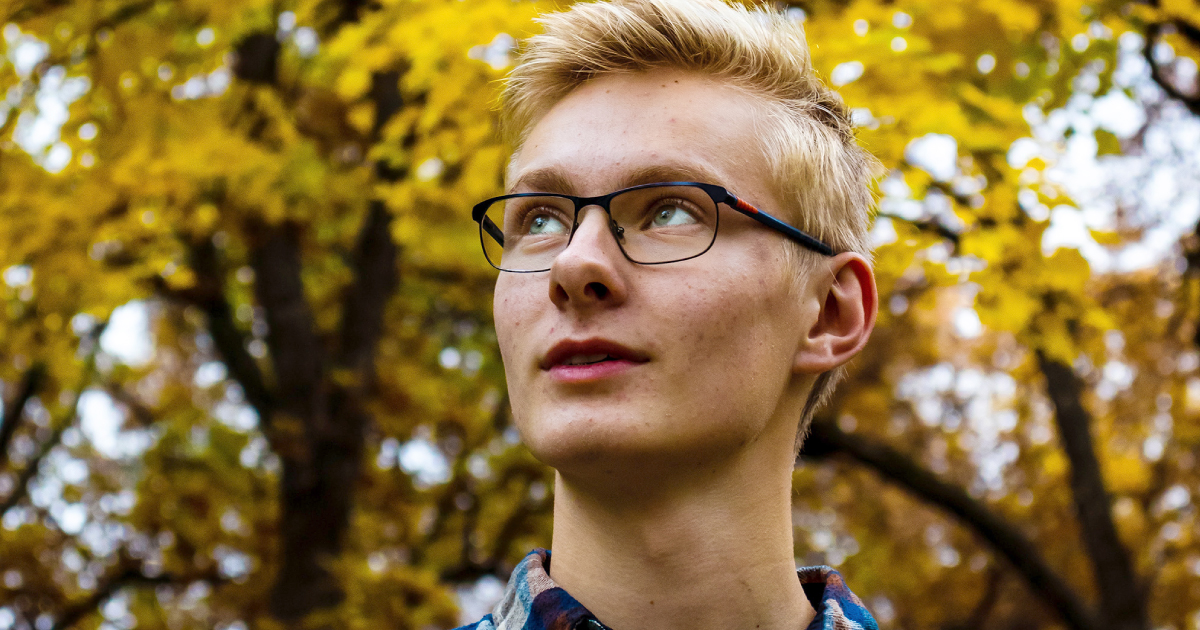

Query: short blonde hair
<box><xmin>501</xmin><ymin>0</ymin><xmax>880</xmax><ymax>447</ymax></box>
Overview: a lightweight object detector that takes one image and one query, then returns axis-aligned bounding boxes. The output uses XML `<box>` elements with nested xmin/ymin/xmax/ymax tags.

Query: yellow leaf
<box><xmin>337</xmin><ymin>68</ymin><xmax>373</xmax><ymax>101</ymax></box>
<box><xmin>1104</xmin><ymin>455</ymin><xmax>1151</xmax><ymax>494</ymax></box>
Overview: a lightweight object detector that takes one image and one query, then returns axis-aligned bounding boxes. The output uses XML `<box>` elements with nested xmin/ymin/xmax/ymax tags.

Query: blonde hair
<box><xmin>501</xmin><ymin>0</ymin><xmax>880</xmax><ymax>448</ymax></box>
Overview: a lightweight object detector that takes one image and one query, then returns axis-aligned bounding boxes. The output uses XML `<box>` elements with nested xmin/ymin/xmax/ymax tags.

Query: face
<box><xmin>494</xmin><ymin>69</ymin><xmax>822</xmax><ymax>480</ymax></box>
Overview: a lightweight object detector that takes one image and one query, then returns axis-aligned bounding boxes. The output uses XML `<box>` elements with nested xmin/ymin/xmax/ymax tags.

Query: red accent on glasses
<box><xmin>734</xmin><ymin>198</ymin><xmax>760</xmax><ymax>215</ymax></box>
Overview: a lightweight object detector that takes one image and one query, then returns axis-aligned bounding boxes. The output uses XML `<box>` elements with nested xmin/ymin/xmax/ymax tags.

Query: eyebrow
<box><xmin>508</xmin><ymin>163</ymin><xmax>727</xmax><ymax>195</ymax></box>
<box><xmin>508</xmin><ymin>168</ymin><xmax>577</xmax><ymax>195</ymax></box>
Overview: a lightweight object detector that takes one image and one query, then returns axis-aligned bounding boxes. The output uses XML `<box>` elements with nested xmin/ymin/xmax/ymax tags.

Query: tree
<box><xmin>0</xmin><ymin>0</ymin><xmax>1197</xmax><ymax>629</ymax></box>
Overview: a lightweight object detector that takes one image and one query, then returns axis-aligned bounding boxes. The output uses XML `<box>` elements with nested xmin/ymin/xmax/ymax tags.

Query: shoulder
<box><xmin>453</xmin><ymin>614</ymin><xmax>496</xmax><ymax>630</ymax></box>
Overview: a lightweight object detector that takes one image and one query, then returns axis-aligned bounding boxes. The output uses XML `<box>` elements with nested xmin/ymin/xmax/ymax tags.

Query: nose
<box><xmin>548</xmin><ymin>206</ymin><xmax>629</xmax><ymax>309</ymax></box>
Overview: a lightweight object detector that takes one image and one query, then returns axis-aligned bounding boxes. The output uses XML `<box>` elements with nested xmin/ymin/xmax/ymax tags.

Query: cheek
<box><xmin>678</xmin><ymin>270</ymin><xmax>778</xmax><ymax>343</ymax></box>
<box><xmin>493</xmin><ymin>278</ymin><xmax>533</xmax><ymax>368</ymax></box>
<box><xmin>669</xmin><ymin>268</ymin><xmax>795</xmax><ymax>392</ymax></box>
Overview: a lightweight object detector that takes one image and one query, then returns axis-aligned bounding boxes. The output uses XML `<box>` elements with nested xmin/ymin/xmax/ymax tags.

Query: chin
<box><xmin>518</xmin><ymin>405</ymin><xmax>647</xmax><ymax>468</ymax></box>
<box><xmin>515</xmin><ymin>400</ymin><xmax>752</xmax><ymax>479</ymax></box>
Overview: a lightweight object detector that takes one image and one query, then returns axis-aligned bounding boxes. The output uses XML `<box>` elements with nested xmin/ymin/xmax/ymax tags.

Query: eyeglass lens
<box><xmin>480</xmin><ymin>185</ymin><xmax>720</xmax><ymax>272</ymax></box>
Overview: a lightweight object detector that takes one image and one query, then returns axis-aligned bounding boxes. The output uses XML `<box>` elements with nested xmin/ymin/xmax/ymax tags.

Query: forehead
<box><xmin>509</xmin><ymin>69</ymin><xmax>775</xmax><ymax>199</ymax></box>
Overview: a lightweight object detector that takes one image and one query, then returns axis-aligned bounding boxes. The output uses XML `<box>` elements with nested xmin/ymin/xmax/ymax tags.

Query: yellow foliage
<box><xmin>1104</xmin><ymin>455</ymin><xmax>1152</xmax><ymax>495</ymax></box>
<box><xmin>1</xmin><ymin>0</ymin><xmax>1198</xmax><ymax>629</ymax></box>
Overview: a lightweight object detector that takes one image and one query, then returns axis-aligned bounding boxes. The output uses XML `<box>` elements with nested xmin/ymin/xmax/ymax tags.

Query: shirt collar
<box><xmin>490</xmin><ymin>549</ymin><xmax>878</xmax><ymax>630</ymax></box>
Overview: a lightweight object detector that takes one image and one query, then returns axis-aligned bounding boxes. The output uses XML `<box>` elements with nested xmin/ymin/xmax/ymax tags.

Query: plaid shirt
<box><xmin>455</xmin><ymin>549</ymin><xmax>878</xmax><ymax>630</ymax></box>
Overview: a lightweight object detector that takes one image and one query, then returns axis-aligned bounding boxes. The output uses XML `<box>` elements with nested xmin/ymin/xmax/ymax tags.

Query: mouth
<box><xmin>560</xmin><ymin>353</ymin><xmax>622</xmax><ymax>366</ymax></box>
<box><xmin>540</xmin><ymin>338</ymin><xmax>649</xmax><ymax>372</ymax></box>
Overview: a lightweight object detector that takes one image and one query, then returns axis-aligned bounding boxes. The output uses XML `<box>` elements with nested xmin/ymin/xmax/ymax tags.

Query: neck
<box><xmin>547</xmin><ymin>445</ymin><xmax>815</xmax><ymax>630</ymax></box>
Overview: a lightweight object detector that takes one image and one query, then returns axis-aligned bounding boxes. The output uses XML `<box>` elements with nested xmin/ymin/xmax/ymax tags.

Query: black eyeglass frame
<box><xmin>471</xmin><ymin>181</ymin><xmax>835</xmax><ymax>273</ymax></box>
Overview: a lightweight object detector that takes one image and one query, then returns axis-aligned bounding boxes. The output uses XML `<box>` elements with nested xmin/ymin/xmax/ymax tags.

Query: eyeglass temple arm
<box><xmin>724</xmin><ymin>193</ymin><xmax>835</xmax><ymax>257</ymax></box>
<box><xmin>482</xmin><ymin>216</ymin><xmax>505</xmax><ymax>247</ymax></box>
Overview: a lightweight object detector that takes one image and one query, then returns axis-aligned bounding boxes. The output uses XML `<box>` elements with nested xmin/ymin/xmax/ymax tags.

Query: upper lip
<box><xmin>540</xmin><ymin>338</ymin><xmax>649</xmax><ymax>370</ymax></box>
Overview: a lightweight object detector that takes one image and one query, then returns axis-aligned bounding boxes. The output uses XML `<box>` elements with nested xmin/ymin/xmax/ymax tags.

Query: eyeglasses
<box><xmin>472</xmin><ymin>181</ymin><xmax>834</xmax><ymax>273</ymax></box>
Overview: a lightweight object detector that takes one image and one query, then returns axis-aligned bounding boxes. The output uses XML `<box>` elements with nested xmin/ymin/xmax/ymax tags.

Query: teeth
<box><xmin>564</xmin><ymin>354</ymin><xmax>610</xmax><ymax>366</ymax></box>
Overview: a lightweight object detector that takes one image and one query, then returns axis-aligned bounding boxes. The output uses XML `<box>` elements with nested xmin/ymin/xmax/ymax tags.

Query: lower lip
<box><xmin>547</xmin><ymin>359</ymin><xmax>641</xmax><ymax>383</ymax></box>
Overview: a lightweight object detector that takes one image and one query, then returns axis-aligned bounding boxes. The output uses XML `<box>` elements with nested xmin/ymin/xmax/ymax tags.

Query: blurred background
<box><xmin>1</xmin><ymin>0</ymin><xmax>1199</xmax><ymax>628</ymax></box>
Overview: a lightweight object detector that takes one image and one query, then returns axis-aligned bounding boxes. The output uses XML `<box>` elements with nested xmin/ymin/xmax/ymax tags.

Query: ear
<box><xmin>793</xmin><ymin>252</ymin><xmax>878</xmax><ymax>374</ymax></box>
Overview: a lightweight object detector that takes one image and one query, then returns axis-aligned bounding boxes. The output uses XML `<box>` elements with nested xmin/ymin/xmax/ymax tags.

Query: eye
<box><xmin>527</xmin><ymin>212</ymin><xmax>568</xmax><ymax>235</ymax></box>
<box><xmin>650</xmin><ymin>202</ymin><xmax>699</xmax><ymax>227</ymax></box>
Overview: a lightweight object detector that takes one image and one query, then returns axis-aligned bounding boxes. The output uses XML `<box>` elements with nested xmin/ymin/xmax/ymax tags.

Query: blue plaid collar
<box><xmin>461</xmin><ymin>548</ymin><xmax>878</xmax><ymax>630</ymax></box>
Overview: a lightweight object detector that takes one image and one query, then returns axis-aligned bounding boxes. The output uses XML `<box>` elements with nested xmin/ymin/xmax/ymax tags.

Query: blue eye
<box><xmin>529</xmin><ymin>213</ymin><xmax>568</xmax><ymax>235</ymax></box>
<box><xmin>651</xmin><ymin>204</ymin><xmax>698</xmax><ymax>227</ymax></box>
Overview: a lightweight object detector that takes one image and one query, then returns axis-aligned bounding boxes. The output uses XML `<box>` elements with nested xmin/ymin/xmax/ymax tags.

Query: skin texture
<box><xmin>494</xmin><ymin>68</ymin><xmax>877</xmax><ymax>630</ymax></box>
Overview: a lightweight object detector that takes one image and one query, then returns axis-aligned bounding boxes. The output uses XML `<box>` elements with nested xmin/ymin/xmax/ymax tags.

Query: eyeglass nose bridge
<box><xmin>565</xmin><ymin>197</ymin><xmax>627</xmax><ymax>250</ymax></box>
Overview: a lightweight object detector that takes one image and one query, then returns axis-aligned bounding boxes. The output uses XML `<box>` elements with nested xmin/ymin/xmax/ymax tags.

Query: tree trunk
<box><xmin>1037</xmin><ymin>353</ymin><xmax>1148</xmax><ymax>630</ymax></box>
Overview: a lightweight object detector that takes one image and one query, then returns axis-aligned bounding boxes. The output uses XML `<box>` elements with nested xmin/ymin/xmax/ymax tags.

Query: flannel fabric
<box><xmin>455</xmin><ymin>548</ymin><xmax>878</xmax><ymax>630</ymax></box>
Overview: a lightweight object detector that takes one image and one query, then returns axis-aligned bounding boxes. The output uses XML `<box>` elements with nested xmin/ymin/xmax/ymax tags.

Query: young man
<box><xmin>461</xmin><ymin>1</ymin><xmax>880</xmax><ymax>628</ymax></box>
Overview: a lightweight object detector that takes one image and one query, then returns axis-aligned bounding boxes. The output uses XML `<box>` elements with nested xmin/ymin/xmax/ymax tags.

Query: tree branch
<box><xmin>336</xmin><ymin>70</ymin><xmax>403</xmax><ymax>379</ymax></box>
<box><xmin>1036</xmin><ymin>353</ymin><xmax>1148</xmax><ymax>630</ymax></box>
<box><xmin>233</xmin><ymin>33</ymin><xmax>281</xmax><ymax>85</ymax></box>
<box><xmin>0</xmin><ymin>363</ymin><xmax>46</xmax><ymax>470</ymax></box>
<box><xmin>11</xmin><ymin>0</ymin><xmax>157</xmax><ymax>70</ymax></box>
<box><xmin>800</xmin><ymin>418</ymin><xmax>1099</xmax><ymax>630</ymax></box>
<box><xmin>336</xmin><ymin>200</ymin><xmax>398</xmax><ymax>376</ymax></box>
<box><xmin>49</xmin><ymin>563</ymin><xmax>223</xmax><ymax>630</ymax></box>
<box><xmin>155</xmin><ymin>238</ymin><xmax>276</xmax><ymax>429</ymax></box>
<box><xmin>943</xmin><ymin>565</ymin><xmax>1004</xmax><ymax>630</ymax></box>
<box><xmin>335</xmin><ymin>0</ymin><xmax>371</xmax><ymax>27</ymax></box>
<box><xmin>0</xmin><ymin>422</ymin><xmax>60</xmax><ymax>516</ymax></box>
<box><xmin>50</xmin><ymin>569</ymin><xmax>171</xmax><ymax>630</ymax></box>
<box><xmin>876</xmin><ymin>211</ymin><xmax>961</xmax><ymax>246</ymax></box>
<box><xmin>102</xmin><ymin>381</ymin><xmax>157</xmax><ymax>427</ymax></box>
<box><xmin>1</xmin><ymin>0</ymin><xmax>69</xmax><ymax>25</ymax></box>
<box><xmin>438</xmin><ymin>474</ymin><xmax>550</xmax><ymax>584</ymax></box>
<box><xmin>1</xmin><ymin>325</ymin><xmax>104</xmax><ymax>515</ymax></box>
<box><xmin>250</xmin><ymin>222</ymin><xmax>326</xmax><ymax>437</ymax></box>
<box><xmin>1143</xmin><ymin>20</ymin><xmax>1200</xmax><ymax>117</ymax></box>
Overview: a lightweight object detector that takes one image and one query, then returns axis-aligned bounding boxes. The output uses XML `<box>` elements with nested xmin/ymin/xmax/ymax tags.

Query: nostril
<box><xmin>553</xmin><ymin>283</ymin><xmax>570</xmax><ymax>304</ymax></box>
<box><xmin>585</xmin><ymin>282</ymin><xmax>610</xmax><ymax>300</ymax></box>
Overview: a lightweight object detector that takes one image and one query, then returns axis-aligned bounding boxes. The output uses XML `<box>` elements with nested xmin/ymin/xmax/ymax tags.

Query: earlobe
<box><xmin>792</xmin><ymin>253</ymin><xmax>878</xmax><ymax>374</ymax></box>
